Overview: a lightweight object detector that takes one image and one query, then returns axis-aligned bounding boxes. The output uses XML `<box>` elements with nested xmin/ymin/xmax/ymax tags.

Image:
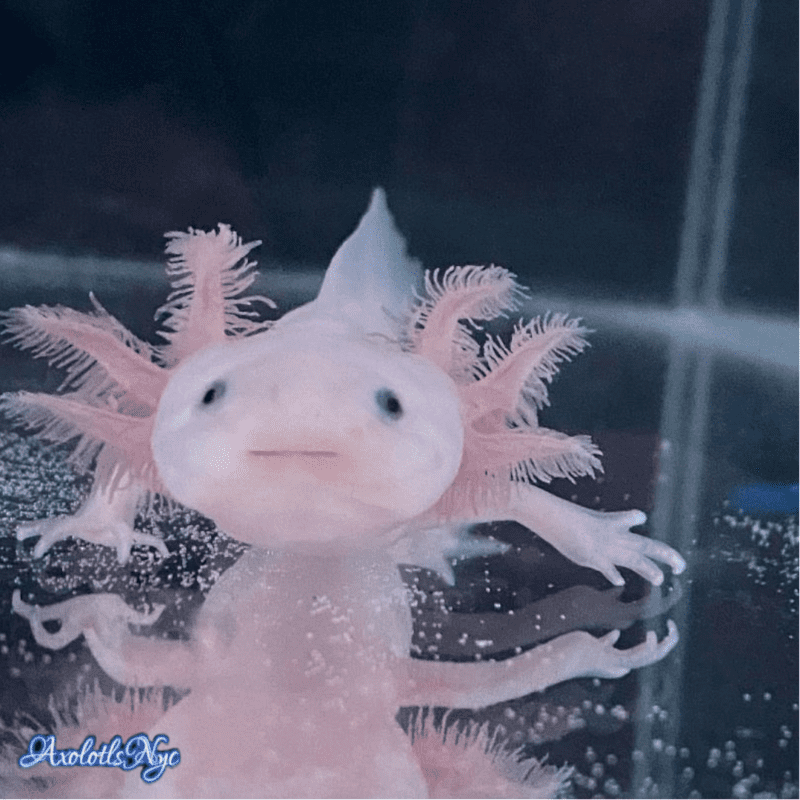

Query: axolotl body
<box><xmin>7</xmin><ymin>191</ymin><xmax>685</xmax><ymax>797</ymax></box>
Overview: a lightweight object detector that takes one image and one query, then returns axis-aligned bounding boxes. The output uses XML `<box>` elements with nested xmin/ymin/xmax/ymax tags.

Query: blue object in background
<box><xmin>728</xmin><ymin>483</ymin><xmax>799</xmax><ymax>514</ymax></box>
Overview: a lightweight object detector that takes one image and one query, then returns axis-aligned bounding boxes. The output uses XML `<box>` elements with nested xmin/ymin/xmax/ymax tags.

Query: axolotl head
<box><xmin>152</xmin><ymin>319</ymin><xmax>464</xmax><ymax>551</ymax></box>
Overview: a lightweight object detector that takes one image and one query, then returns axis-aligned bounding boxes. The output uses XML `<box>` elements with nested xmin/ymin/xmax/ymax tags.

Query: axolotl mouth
<box><xmin>248</xmin><ymin>450</ymin><xmax>345</xmax><ymax>482</ymax></box>
<box><xmin>249</xmin><ymin>450</ymin><xmax>340</xmax><ymax>459</ymax></box>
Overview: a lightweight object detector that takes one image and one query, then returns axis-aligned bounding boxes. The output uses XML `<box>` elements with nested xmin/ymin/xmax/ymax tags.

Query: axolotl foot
<box><xmin>12</xmin><ymin>589</ymin><xmax>164</xmax><ymax>651</ymax></box>
<box><xmin>509</xmin><ymin>486</ymin><xmax>687</xmax><ymax>587</ymax></box>
<box><xmin>584</xmin><ymin>509</ymin><xmax>687</xmax><ymax>587</ymax></box>
<box><xmin>16</xmin><ymin>480</ymin><xmax>169</xmax><ymax>564</ymax></box>
<box><xmin>570</xmin><ymin>619</ymin><xmax>680</xmax><ymax>679</ymax></box>
<box><xmin>16</xmin><ymin>515</ymin><xmax>169</xmax><ymax>563</ymax></box>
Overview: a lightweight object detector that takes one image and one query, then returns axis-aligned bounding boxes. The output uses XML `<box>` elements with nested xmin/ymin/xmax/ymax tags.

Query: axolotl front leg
<box><xmin>446</xmin><ymin>482</ymin><xmax>686</xmax><ymax>588</ymax></box>
<box><xmin>16</xmin><ymin>450</ymin><xmax>169</xmax><ymax>563</ymax></box>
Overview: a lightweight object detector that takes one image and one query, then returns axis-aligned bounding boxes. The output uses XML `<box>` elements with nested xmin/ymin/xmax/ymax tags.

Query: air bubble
<box><xmin>610</xmin><ymin>705</ymin><xmax>628</xmax><ymax>721</ymax></box>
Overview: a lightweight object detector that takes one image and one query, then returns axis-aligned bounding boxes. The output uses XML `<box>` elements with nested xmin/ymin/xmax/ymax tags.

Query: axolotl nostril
<box><xmin>4</xmin><ymin>189</ymin><xmax>685</xmax><ymax>798</ymax></box>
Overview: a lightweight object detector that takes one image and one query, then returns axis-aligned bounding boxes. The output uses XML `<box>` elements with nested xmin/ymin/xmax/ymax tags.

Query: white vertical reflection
<box><xmin>634</xmin><ymin>0</ymin><xmax>761</xmax><ymax>795</ymax></box>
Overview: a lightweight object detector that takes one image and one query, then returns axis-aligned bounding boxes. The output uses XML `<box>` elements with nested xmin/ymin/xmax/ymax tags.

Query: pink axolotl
<box><xmin>5</xmin><ymin>190</ymin><xmax>685</xmax><ymax>797</ymax></box>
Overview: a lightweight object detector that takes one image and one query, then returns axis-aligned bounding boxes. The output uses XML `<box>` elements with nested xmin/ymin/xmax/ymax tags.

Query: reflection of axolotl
<box><xmin>6</xmin><ymin>191</ymin><xmax>685</xmax><ymax>797</ymax></box>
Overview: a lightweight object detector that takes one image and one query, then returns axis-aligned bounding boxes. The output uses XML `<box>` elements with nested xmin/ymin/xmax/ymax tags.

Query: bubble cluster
<box><xmin>714</xmin><ymin>508</ymin><xmax>799</xmax><ymax>617</ymax></box>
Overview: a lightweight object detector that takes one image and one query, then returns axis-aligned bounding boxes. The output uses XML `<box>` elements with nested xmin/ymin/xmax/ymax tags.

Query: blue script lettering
<box><xmin>18</xmin><ymin>733</ymin><xmax>180</xmax><ymax>783</ymax></box>
<box><xmin>121</xmin><ymin>733</ymin><xmax>180</xmax><ymax>783</ymax></box>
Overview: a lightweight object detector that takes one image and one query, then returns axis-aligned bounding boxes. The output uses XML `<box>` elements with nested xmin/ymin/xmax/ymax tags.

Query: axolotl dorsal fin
<box><xmin>278</xmin><ymin>188</ymin><xmax>422</xmax><ymax>340</ymax></box>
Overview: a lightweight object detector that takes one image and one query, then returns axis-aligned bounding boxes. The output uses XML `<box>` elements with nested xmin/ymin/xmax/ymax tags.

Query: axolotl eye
<box><xmin>200</xmin><ymin>379</ymin><xmax>227</xmax><ymax>408</ymax></box>
<box><xmin>374</xmin><ymin>387</ymin><xmax>403</xmax><ymax>421</ymax></box>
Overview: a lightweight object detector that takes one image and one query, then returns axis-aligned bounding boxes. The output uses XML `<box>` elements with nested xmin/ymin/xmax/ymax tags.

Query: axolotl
<box><xmin>7</xmin><ymin>190</ymin><xmax>685</xmax><ymax>797</ymax></box>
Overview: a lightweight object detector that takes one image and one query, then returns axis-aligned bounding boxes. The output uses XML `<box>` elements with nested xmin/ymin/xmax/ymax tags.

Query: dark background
<box><xmin>0</xmin><ymin>0</ymin><xmax>795</xmax><ymax>311</ymax></box>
